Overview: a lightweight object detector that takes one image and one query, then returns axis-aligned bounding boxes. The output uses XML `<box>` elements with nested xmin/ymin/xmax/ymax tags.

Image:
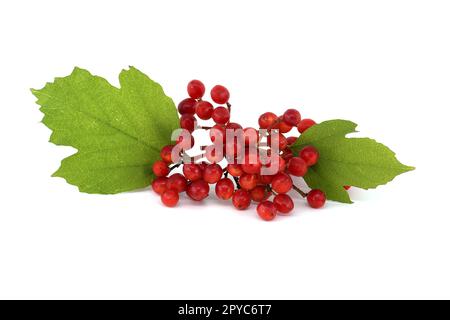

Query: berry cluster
<box><xmin>151</xmin><ymin>80</ymin><xmax>327</xmax><ymax>221</ymax></box>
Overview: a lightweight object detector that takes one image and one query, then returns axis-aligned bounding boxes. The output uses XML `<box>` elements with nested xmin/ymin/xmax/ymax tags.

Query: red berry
<box><xmin>344</xmin><ymin>186</ymin><xmax>351</xmax><ymax>190</ymax></box>
<box><xmin>232</xmin><ymin>189</ymin><xmax>251</xmax><ymax>210</ymax></box>
<box><xmin>243</xmin><ymin>127</ymin><xmax>259</xmax><ymax>146</ymax></box>
<box><xmin>176</xmin><ymin>133</ymin><xmax>195</xmax><ymax>149</ymax></box>
<box><xmin>250</xmin><ymin>185</ymin><xmax>269</xmax><ymax>202</ymax></box>
<box><xmin>258</xmin><ymin>112</ymin><xmax>278</xmax><ymax>129</ymax></box>
<box><xmin>203</xmin><ymin>164</ymin><xmax>223</xmax><ymax>184</ymax></box>
<box><xmin>160</xmin><ymin>145</ymin><xmax>174</xmax><ymax>163</ymax></box>
<box><xmin>180</xmin><ymin>114</ymin><xmax>196</xmax><ymax>132</ymax></box>
<box><xmin>198</xmin><ymin>162</ymin><xmax>208</xmax><ymax>171</ymax></box>
<box><xmin>273</xmin><ymin>194</ymin><xmax>294</xmax><ymax>214</ymax></box>
<box><xmin>187</xmin><ymin>180</ymin><xmax>210</xmax><ymax>201</ymax></box>
<box><xmin>161</xmin><ymin>189</ymin><xmax>179</xmax><ymax>207</ymax></box>
<box><xmin>271</xmin><ymin>172</ymin><xmax>293</xmax><ymax>194</ymax></box>
<box><xmin>282</xmin><ymin>148</ymin><xmax>294</xmax><ymax>162</ymax></box>
<box><xmin>183</xmin><ymin>164</ymin><xmax>203</xmax><ymax>181</ymax></box>
<box><xmin>166</xmin><ymin>173</ymin><xmax>188</xmax><ymax>193</ymax></box>
<box><xmin>205</xmin><ymin>146</ymin><xmax>224</xmax><ymax>164</ymax></box>
<box><xmin>227</xmin><ymin>164</ymin><xmax>244</xmax><ymax>177</ymax></box>
<box><xmin>152</xmin><ymin>160</ymin><xmax>169</xmax><ymax>177</ymax></box>
<box><xmin>177</xmin><ymin>98</ymin><xmax>197</xmax><ymax>115</ymax></box>
<box><xmin>212</xmin><ymin>107</ymin><xmax>230</xmax><ymax>125</ymax></box>
<box><xmin>277</xmin><ymin>120</ymin><xmax>293</xmax><ymax>133</ymax></box>
<box><xmin>297</xmin><ymin>119</ymin><xmax>316</xmax><ymax>133</ymax></box>
<box><xmin>215</xmin><ymin>178</ymin><xmax>235</xmax><ymax>200</ymax></box>
<box><xmin>187</xmin><ymin>80</ymin><xmax>205</xmax><ymax>99</ymax></box>
<box><xmin>224</xmin><ymin>138</ymin><xmax>244</xmax><ymax>159</ymax></box>
<box><xmin>241</xmin><ymin>154</ymin><xmax>262</xmax><ymax>174</ymax></box>
<box><xmin>286</xmin><ymin>136</ymin><xmax>297</xmax><ymax>146</ymax></box>
<box><xmin>307</xmin><ymin>189</ymin><xmax>326</xmax><ymax>208</ymax></box>
<box><xmin>287</xmin><ymin>157</ymin><xmax>308</xmax><ymax>177</ymax></box>
<box><xmin>209</xmin><ymin>124</ymin><xmax>226</xmax><ymax>143</ymax></box>
<box><xmin>299</xmin><ymin>146</ymin><xmax>319</xmax><ymax>166</ymax></box>
<box><xmin>283</xmin><ymin>109</ymin><xmax>301</xmax><ymax>126</ymax></box>
<box><xmin>226</xmin><ymin>122</ymin><xmax>243</xmax><ymax>130</ymax></box>
<box><xmin>260</xmin><ymin>174</ymin><xmax>274</xmax><ymax>184</ymax></box>
<box><xmin>152</xmin><ymin>177</ymin><xmax>168</xmax><ymax>195</ymax></box>
<box><xmin>211</xmin><ymin>85</ymin><xmax>230</xmax><ymax>104</ymax></box>
<box><xmin>264</xmin><ymin>155</ymin><xmax>286</xmax><ymax>174</ymax></box>
<box><xmin>267</xmin><ymin>133</ymin><xmax>288</xmax><ymax>150</ymax></box>
<box><xmin>195</xmin><ymin>101</ymin><xmax>214</xmax><ymax>120</ymax></box>
<box><xmin>239</xmin><ymin>173</ymin><xmax>259</xmax><ymax>191</ymax></box>
<box><xmin>256</xmin><ymin>201</ymin><xmax>277</xmax><ymax>221</ymax></box>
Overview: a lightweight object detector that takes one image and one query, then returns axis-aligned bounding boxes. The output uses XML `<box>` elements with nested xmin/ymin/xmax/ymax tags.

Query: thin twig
<box><xmin>292</xmin><ymin>184</ymin><xmax>308</xmax><ymax>198</ymax></box>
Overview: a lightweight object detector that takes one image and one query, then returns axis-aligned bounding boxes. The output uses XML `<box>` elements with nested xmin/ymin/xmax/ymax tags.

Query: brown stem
<box><xmin>169</xmin><ymin>162</ymin><xmax>183</xmax><ymax>172</ymax></box>
<box><xmin>292</xmin><ymin>184</ymin><xmax>308</xmax><ymax>198</ymax></box>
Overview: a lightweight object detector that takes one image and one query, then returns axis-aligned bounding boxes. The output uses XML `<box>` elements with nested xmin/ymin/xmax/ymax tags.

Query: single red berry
<box><xmin>277</xmin><ymin>119</ymin><xmax>293</xmax><ymax>133</ymax></box>
<box><xmin>239</xmin><ymin>173</ymin><xmax>259</xmax><ymax>191</ymax></box>
<box><xmin>307</xmin><ymin>189</ymin><xmax>326</xmax><ymax>208</ymax></box>
<box><xmin>273</xmin><ymin>194</ymin><xmax>294</xmax><ymax>214</ymax></box>
<box><xmin>260</xmin><ymin>174</ymin><xmax>274</xmax><ymax>184</ymax></box>
<box><xmin>205</xmin><ymin>146</ymin><xmax>224</xmax><ymax>164</ymax></box>
<box><xmin>152</xmin><ymin>160</ymin><xmax>169</xmax><ymax>177</ymax></box>
<box><xmin>211</xmin><ymin>85</ymin><xmax>230</xmax><ymax>104</ymax></box>
<box><xmin>256</xmin><ymin>201</ymin><xmax>277</xmax><ymax>221</ymax></box>
<box><xmin>215</xmin><ymin>178</ymin><xmax>235</xmax><ymax>200</ymax></box>
<box><xmin>195</xmin><ymin>101</ymin><xmax>214</xmax><ymax>120</ymax></box>
<box><xmin>187</xmin><ymin>80</ymin><xmax>205</xmax><ymax>99</ymax></box>
<box><xmin>166</xmin><ymin>173</ymin><xmax>188</xmax><ymax>193</ymax></box>
<box><xmin>258</xmin><ymin>112</ymin><xmax>278</xmax><ymax>129</ymax></box>
<box><xmin>177</xmin><ymin>98</ymin><xmax>197</xmax><ymax>115</ymax></box>
<box><xmin>160</xmin><ymin>145</ymin><xmax>174</xmax><ymax>163</ymax></box>
<box><xmin>271</xmin><ymin>172</ymin><xmax>293</xmax><ymax>194</ymax></box>
<box><xmin>297</xmin><ymin>119</ymin><xmax>316</xmax><ymax>133</ymax></box>
<box><xmin>344</xmin><ymin>186</ymin><xmax>351</xmax><ymax>190</ymax></box>
<box><xmin>232</xmin><ymin>189</ymin><xmax>251</xmax><ymax>210</ymax></box>
<box><xmin>243</xmin><ymin>127</ymin><xmax>259</xmax><ymax>146</ymax></box>
<box><xmin>187</xmin><ymin>180</ymin><xmax>210</xmax><ymax>201</ymax></box>
<box><xmin>283</xmin><ymin>109</ymin><xmax>301</xmax><ymax>126</ymax></box>
<box><xmin>198</xmin><ymin>162</ymin><xmax>208</xmax><ymax>171</ymax></box>
<box><xmin>241</xmin><ymin>154</ymin><xmax>262</xmax><ymax>175</ymax></box>
<box><xmin>287</xmin><ymin>157</ymin><xmax>308</xmax><ymax>177</ymax></box>
<box><xmin>299</xmin><ymin>145</ymin><xmax>319</xmax><ymax>166</ymax></box>
<box><xmin>212</xmin><ymin>107</ymin><xmax>230</xmax><ymax>125</ymax></box>
<box><xmin>250</xmin><ymin>185</ymin><xmax>269</xmax><ymax>202</ymax></box>
<box><xmin>203</xmin><ymin>164</ymin><xmax>223</xmax><ymax>184</ymax></box>
<box><xmin>264</xmin><ymin>155</ymin><xmax>286</xmax><ymax>174</ymax></box>
<box><xmin>152</xmin><ymin>176</ymin><xmax>168</xmax><ymax>195</ymax></box>
<box><xmin>286</xmin><ymin>136</ymin><xmax>297</xmax><ymax>146</ymax></box>
<box><xmin>183</xmin><ymin>164</ymin><xmax>203</xmax><ymax>181</ymax></box>
<box><xmin>282</xmin><ymin>148</ymin><xmax>294</xmax><ymax>161</ymax></box>
<box><xmin>209</xmin><ymin>124</ymin><xmax>226</xmax><ymax>143</ymax></box>
<box><xmin>180</xmin><ymin>114</ymin><xmax>196</xmax><ymax>132</ymax></box>
<box><xmin>226</xmin><ymin>122</ymin><xmax>243</xmax><ymax>130</ymax></box>
<box><xmin>267</xmin><ymin>133</ymin><xmax>288</xmax><ymax>150</ymax></box>
<box><xmin>161</xmin><ymin>189</ymin><xmax>179</xmax><ymax>207</ymax></box>
<box><xmin>227</xmin><ymin>164</ymin><xmax>244</xmax><ymax>177</ymax></box>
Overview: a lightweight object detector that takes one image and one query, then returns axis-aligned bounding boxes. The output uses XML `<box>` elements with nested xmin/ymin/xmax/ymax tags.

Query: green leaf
<box><xmin>291</xmin><ymin>120</ymin><xmax>414</xmax><ymax>203</ymax></box>
<box><xmin>32</xmin><ymin>67</ymin><xmax>179</xmax><ymax>194</ymax></box>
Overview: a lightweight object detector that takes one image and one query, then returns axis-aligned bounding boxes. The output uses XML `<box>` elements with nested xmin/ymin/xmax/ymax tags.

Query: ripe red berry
<box><xmin>226</xmin><ymin>122</ymin><xmax>243</xmax><ymax>130</ymax></box>
<box><xmin>250</xmin><ymin>185</ymin><xmax>269</xmax><ymax>202</ymax></box>
<box><xmin>152</xmin><ymin>160</ymin><xmax>169</xmax><ymax>177</ymax></box>
<box><xmin>271</xmin><ymin>172</ymin><xmax>293</xmax><ymax>194</ymax></box>
<box><xmin>152</xmin><ymin>176</ymin><xmax>168</xmax><ymax>195</ymax></box>
<box><xmin>183</xmin><ymin>163</ymin><xmax>203</xmax><ymax>181</ymax></box>
<box><xmin>264</xmin><ymin>155</ymin><xmax>286</xmax><ymax>174</ymax></box>
<box><xmin>209</xmin><ymin>124</ymin><xmax>226</xmax><ymax>143</ymax></box>
<box><xmin>243</xmin><ymin>127</ymin><xmax>259</xmax><ymax>146</ymax></box>
<box><xmin>286</xmin><ymin>136</ymin><xmax>297</xmax><ymax>146</ymax></box>
<box><xmin>215</xmin><ymin>178</ymin><xmax>235</xmax><ymax>200</ymax></box>
<box><xmin>307</xmin><ymin>189</ymin><xmax>326</xmax><ymax>208</ymax></box>
<box><xmin>160</xmin><ymin>145</ymin><xmax>174</xmax><ymax>163</ymax></box>
<box><xmin>212</xmin><ymin>107</ymin><xmax>230</xmax><ymax>125</ymax></box>
<box><xmin>166</xmin><ymin>173</ymin><xmax>188</xmax><ymax>193</ymax></box>
<box><xmin>283</xmin><ymin>109</ymin><xmax>301</xmax><ymax>126</ymax></box>
<box><xmin>287</xmin><ymin>157</ymin><xmax>308</xmax><ymax>177</ymax></box>
<box><xmin>267</xmin><ymin>133</ymin><xmax>288</xmax><ymax>150</ymax></box>
<box><xmin>299</xmin><ymin>145</ymin><xmax>319</xmax><ymax>166</ymax></box>
<box><xmin>273</xmin><ymin>194</ymin><xmax>294</xmax><ymax>214</ymax></box>
<box><xmin>205</xmin><ymin>146</ymin><xmax>224</xmax><ymax>164</ymax></box>
<box><xmin>241</xmin><ymin>154</ymin><xmax>262</xmax><ymax>174</ymax></box>
<box><xmin>177</xmin><ymin>98</ymin><xmax>197</xmax><ymax>115</ymax></box>
<box><xmin>258</xmin><ymin>112</ymin><xmax>278</xmax><ymax>129</ymax></box>
<box><xmin>195</xmin><ymin>101</ymin><xmax>214</xmax><ymax>120</ymax></box>
<box><xmin>239</xmin><ymin>173</ymin><xmax>259</xmax><ymax>191</ymax></box>
<box><xmin>203</xmin><ymin>164</ymin><xmax>223</xmax><ymax>184</ymax></box>
<box><xmin>161</xmin><ymin>189</ymin><xmax>179</xmax><ymax>207</ymax></box>
<box><xmin>227</xmin><ymin>164</ymin><xmax>244</xmax><ymax>177</ymax></box>
<box><xmin>187</xmin><ymin>180</ymin><xmax>210</xmax><ymax>201</ymax></box>
<box><xmin>187</xmin><ymin>79</ymin><xmax>205</xmax><ymax>99</ymax></box>
<box><xmin>260</xmin><ymin>174</ymin><xmax>274</xmax><ymax>184</ymax></box>
<box><xmin>344</xmin><ymin>186</ymin><xmax>351</xmax><ymax>190</ymax></box>
<box><xmin>211</xmin><ymin>85</ymin><xmax>230</xmax><ymax>104</ymax></box>
<box><xmin>282</xmin><ymin>148</ymin><xmax>294</xmax><ymax>161</ymax></box>
<box><xmin>277</xmin><ymin>120</ymin><xmax>293</xmax><ymax>133</ymax></box>
<box><xmin>297</xmin><ymin>119</ymin><xmax>316</xmax><ymax>133</ymax></box>
<box><xmin>180</xmin><ymin>114</ymin><xmax>196</xmax><ymax>132</ymax></box>
<box><xmin>256</xmin><ymin>201</ymin><xmax>277</xmax><ymax>221</ymax></box>
<box><xmin>232</xmin><ymin>189</ymin><xmax>251</xmax><ymax>210</ymax></box>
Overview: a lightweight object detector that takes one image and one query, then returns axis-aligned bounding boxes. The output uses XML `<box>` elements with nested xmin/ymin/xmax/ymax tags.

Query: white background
<box><xmin>0</xmin><ymin>0</ymin><xmax>449</xmax><ymax>299</ymax></box>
